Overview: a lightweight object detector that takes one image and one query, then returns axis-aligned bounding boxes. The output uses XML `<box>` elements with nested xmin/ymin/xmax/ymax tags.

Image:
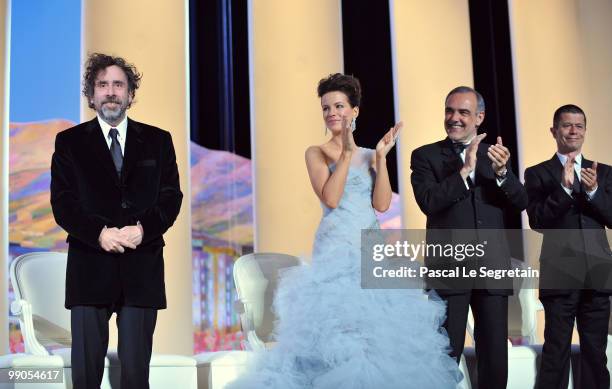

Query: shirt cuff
<box><xmin>463</xmin><ymin>178</ymin><xmax>470</xmax><ymax>190</ymax></box>
<box><xmin>586</xmin><ymin>187</ymin><xmax>598</xmax><ymax>200</ymax></box>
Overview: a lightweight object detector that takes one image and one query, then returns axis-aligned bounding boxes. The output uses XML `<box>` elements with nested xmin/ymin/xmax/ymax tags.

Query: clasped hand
<box><xmin>99</xmin><ymin>224</ymin><xmax>143</xmax><ymax>253</ymax></box>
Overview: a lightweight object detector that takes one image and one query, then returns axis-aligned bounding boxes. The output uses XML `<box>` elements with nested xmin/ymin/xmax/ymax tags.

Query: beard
<box><xmin>97</xmin><ymin>98</ymin><xmax>129</xmax><ymax>124</ymax></box>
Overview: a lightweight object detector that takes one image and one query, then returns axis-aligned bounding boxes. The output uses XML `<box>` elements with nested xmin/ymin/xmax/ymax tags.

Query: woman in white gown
<box><xmin>229</xmin><ymin>73</ymin><xmax>461</xmax><ymax>388</ymax></box>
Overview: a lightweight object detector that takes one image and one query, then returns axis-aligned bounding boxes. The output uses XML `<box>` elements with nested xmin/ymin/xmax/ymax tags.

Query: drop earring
<box><xmin>351</xmin><ymin>117</ymin><xmax>356</xmax><ymax>132</ymax></box>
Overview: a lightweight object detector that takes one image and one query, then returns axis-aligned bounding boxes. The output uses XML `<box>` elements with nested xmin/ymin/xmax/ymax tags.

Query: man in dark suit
<box><xmin>525</xmin><ymin>104</ymin><xmax>612</xmax><ymax>389</ymax></box>
<box><xmin>50</xmin><ymin>53</ymin><xmax>183</xmax><ymax>389</ymax></box>
<box><xmin>411</xmin><ymin>86</ymin><xmax>527</xmax><ymax>388</ymax></box>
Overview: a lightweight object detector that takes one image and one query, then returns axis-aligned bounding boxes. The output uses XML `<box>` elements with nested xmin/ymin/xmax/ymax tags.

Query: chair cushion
<box><xmin>194</xmin><ymin>351</ymin><xmax>252</xmax><ymax>366</ymax></box>
<box><xmin>0</xmin><ymin>353</ymin><xmax>64</xmax><ymax>368</ymax></box>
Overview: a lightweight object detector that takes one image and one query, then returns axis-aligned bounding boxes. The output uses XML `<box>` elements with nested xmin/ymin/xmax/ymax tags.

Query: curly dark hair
<box><xmin>317</xmin><ymin>73</ymin><xmax>362</xmax><ymax>107</ymax></box>
<box><xmin>82</xmin><ymin>53</ymin><xmax>142</xmax><ymax>109</ymax></box>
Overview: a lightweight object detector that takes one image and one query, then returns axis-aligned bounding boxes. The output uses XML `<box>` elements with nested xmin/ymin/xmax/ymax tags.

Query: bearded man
<box><xmin>50</xmin><ymin>53</ymin><xmax>183</xmax><ymax>389</ymax></box>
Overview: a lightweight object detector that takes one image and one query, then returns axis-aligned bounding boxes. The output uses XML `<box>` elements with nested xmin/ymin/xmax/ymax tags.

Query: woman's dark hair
<box><xmin>82</xmin><ymin>53</ymin><xmax>142</xmax><ymax>109</ymax></box>
<box><xmin>317</xmin><ymin>73</ymin><xmax>362</xmax><ymax>107</ymax></box>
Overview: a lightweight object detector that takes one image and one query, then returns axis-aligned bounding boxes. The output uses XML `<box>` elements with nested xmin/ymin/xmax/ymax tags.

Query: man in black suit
<box><xmin>411</xmin><ymin>86</ymin><xmax>527</xmax><ymax>388</ymax></box>
<box><xmin>51</xmin><ymin>53</ymin><xmax>183</xmax><ymax>389</ymax></box>
<box><xmin>525</xmin><ymin>104</ymin><xmax>612</xmax><ymax>389</ymax></box>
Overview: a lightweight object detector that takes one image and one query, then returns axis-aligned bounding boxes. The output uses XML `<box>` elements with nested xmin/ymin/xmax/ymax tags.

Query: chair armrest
<box><xmin>235</xmin><ymin>299</ymin><xmax>254</xmax><ymax>334</ymax></box>
<box><xmin>237</xmin><ymin>299</ymin><xmax>263</xmax><ymax>351</ymax></box>
<box><xmin>246</xmin><ymin>330</ymin><xmax>266</xmax><ymax>352</ymax></box>
<box><xmin>234</xmin><ymin>300</ymin><xmax>245</xmax><ymax>314</ymax></box>
<box><xmin>10</xmin><ymin>299</ymin><xmax>49</xmax><ymax>356</ymax></box>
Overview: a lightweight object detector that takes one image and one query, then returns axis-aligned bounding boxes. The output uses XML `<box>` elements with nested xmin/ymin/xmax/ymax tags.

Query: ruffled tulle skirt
<box><xmin>227</xmin><ymin>233</ymin><xmax>461</xmax><ymax>389</ymax></box>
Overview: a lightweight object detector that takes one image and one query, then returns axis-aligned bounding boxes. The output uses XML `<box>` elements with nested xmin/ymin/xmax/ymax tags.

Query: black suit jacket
<box><xmin>51</xmin><ymin>117</ymin><xmax>183</xmax><ymax>309</ymax></box>
<box><xmin>525</xmin><ymin>155</ymin><xmax>612</xmax><ymax>296</ymax></box>
<box><xmin>411</xmin><ymin>138</ymin><xmax>528</xmax><ymax>295</ymax></box>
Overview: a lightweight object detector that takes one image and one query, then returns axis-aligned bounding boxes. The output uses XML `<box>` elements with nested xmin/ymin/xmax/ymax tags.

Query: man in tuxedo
<box><xmin>410</xmin><ymin>86</ymin><xmax>527</xmax><ymax>388</ymax></box>
<box><xmin>50</xmin><ymin>53</ymin><xmax>183</xmax><ymax>389</ymax></box>
<box><xmin>525</xmin><ymin>104</ymin><xmax>612</xmax><ymax>389</ymax></box>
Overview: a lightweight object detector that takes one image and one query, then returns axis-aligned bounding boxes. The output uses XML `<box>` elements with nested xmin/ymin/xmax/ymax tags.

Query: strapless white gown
<box><xmin>228</xmin><ymin>148</ymin><xmax>461</xmax><ymax>388</ymax></box>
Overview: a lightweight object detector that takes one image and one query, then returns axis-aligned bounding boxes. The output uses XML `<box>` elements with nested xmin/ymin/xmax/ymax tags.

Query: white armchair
<box><xmin>5</xmin><ymin>251</ymin><xmax>196</xmax><ymax>389</ymax></box>
<box><xmin>233</xmin><ymin>252</ymin><xmax>300</xmax><ymax>350</ymax></box>
<box><xmin>195</xmin><ymin>252</ymin><xmax>300</xmax><ymax>388</ymax></box>
<box><xmin>10</xmin><ymin>252</ymin><xmax>71</xmax><ymax>356</ymax></box>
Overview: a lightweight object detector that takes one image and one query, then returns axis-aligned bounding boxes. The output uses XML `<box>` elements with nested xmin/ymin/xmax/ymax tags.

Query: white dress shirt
<box><xmin>97</xmin><ymin>115</ymin><xmax>128</xmax><ymax>156</ymax></box>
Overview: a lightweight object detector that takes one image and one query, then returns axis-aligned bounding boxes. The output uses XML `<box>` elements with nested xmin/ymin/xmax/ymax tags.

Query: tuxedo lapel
<box><xmin>441</xmin><ymin>138</ymin><xmax>462</xmax><ymax>176</ymax></box>
<box><xmin>121</xmin><ymin>118</ymin><xmax>145</xmax><ymax>183</ymax></box>
<box><xmin>84</xmin><ymin>118</ymin><xmax>120</xmax><ymax>186</ymax></box>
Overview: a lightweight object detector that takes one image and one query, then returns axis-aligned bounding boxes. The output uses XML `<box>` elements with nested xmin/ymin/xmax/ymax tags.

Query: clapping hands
<box><xmin>376</xmin><ymin>121</ymin><xmax>403</xmax><ymax>159</ymax></box>
<box><xmin>561</xmin><ymin>152</ymin><xmax>578</xmax><ymax>190</ymax></box>
<box><xmin>340</xmin><ymin>116</ymin><xmax>357</xmax><ymax>154</ymax></box>
<box><xmin>488</xmin><ymin>136</ymin><xmax>510</xmax><ymax>175</ymax></box>
<box><xmin>460</xmin><ymin>133</ymin><xmax>487</xmax><ymax>178</ymax></box>
<box><xmin>581</xmin><ymin>161</ymin><xmax>598</xmax><ymax>192</ymax></box>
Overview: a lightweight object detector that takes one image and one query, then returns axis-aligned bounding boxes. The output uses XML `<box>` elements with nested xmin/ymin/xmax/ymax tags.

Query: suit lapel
<box><xmin>543</xmin><ymin>154</ymin><xmax>563</xmax><ymax>183</ymax></box>
<box><xmin>543</xmin><ymin>154</ymin><xmax>592</xmax><ymax>180</ymax></box>
<box><xmin>85</xmin><ymin>118</ymin><xmax>120</xmax><ymax>186</ymax></box>
<box><xmin>441</xmin><ymin>138</ymin><xmax>462</xmax><ymax>175</ymax></box>
<box><xmin>121</xmin><ymin>118</ymin><xmax>145</xmax><ymax>182</ymax></box>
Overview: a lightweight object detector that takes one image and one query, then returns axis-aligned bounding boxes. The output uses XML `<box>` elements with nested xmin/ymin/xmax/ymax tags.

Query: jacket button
<box><xmin>121</xmin><ymin>201</ymin><xmax>128</xmax><ymax>209</ymax></box>
<box><xmin>477</xmin><ymin>220</ymin><xmax>483</xmax><ymax>225</ymax></box>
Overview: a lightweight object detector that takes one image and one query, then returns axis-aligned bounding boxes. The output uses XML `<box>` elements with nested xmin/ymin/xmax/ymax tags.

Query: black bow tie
<box><xmin>452</xmin><ymin>142</ymin><xmax>467</xmax><ymax>155</ymax></box>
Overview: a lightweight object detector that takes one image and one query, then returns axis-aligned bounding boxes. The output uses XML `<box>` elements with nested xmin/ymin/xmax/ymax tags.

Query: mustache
<box><xmin>445</xmin><ymin>121</ymin><xmax>464</xmax><ymax>127</ymax></box>
<box><xmin>103</xmin><ymin>97</ymin><xmax>122</xmax><ymax>104</ymax></box>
